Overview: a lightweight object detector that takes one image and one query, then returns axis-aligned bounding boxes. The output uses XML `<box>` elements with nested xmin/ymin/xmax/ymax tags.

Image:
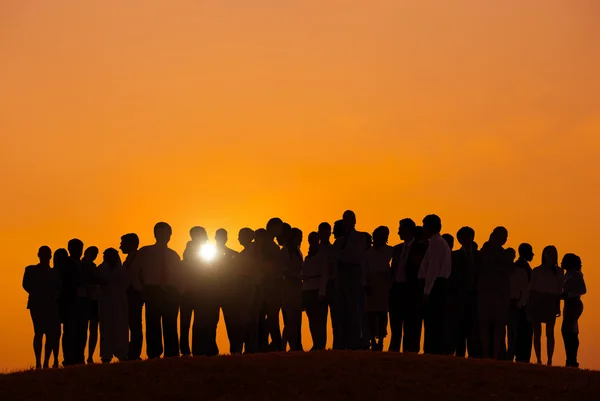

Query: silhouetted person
<box><xmin>54</xmin><ymin>248</ymin><xmax>70</xmax><ymax>366</ymax></box>
<box><xmin>131</xmin><ymin>222</ymin><xmax>182</xmax><ymax>359</ymax></box>
<box><xmin>419</xmin><ymin>215</ymin><xmax>452</xmax><ymax>355</ymax></box>
<box><xmin>216</xmin><ymin>228</ymin><xmax>242</xmax><ymax>354</ymax></box>
<box><xmin>335</xmin><ymin>210</ymin><xmax>367</xmax><ymax>350</ymax></box>
<box><xmin>302</xmin><ymin>232</ymin><xmax>328</xmax><ymax>351</ymax></box>
<box><xmin>561</xmin><ymin>253</ymin><xmax>586</xmax><ymax>368</ymax></box>
<box><xmin>327</xmin><ymin>219</ymin><xmax>345</xmax><ymax>349</ymax></box>
<box><xmin>507</xmin><ymin>247</ymin><xmax>528</xmax><ymax>362</ymax></box>
<box><xmin>23</xmin><ymin>246</ymin><xmax>61</xmax><ymax>369</ymax></box>
<box><xmin>364</xmin><ymin>226</ymin><xmax>393</xmax><ymax>351</ymax></box>
<box><xmin>61</xmin><ymin>238</ymin><xmax>87</xmax><ymax>366</ymax></box>
<box><xmin>514</xmin><ymin>243</ymin><xmax>534</xmax><ymax>363</ymax></box>
<box><xmin>96</xmin><ymin>248</ymin><xmax>129</xmax><ymax>363</ymax></box>
<box><xmin>82</xmin><ymin>246</ymin><xmax>99</xmax><ymax>363</ymax></box>
<box><xmin>259</xmin><ymin>217</ymin><xmax>284</xmax><ymax>352</ymax></box>
<box><xmin>120</xmin><ymin>233</ymin><xmax>142</xmax><ymax>360</ymax></box>
<box><xmin>278</xmin><ymin>222</ymin><xmax>303</xmax><ymax>351</ymax></box>
<box><xmin>179</xmin><ymin>226</ymin><xmax>208</xmax><ymax>356</ymax></box>
<box><xmin>478</xmin><ymin>227</ymin><xmax>513</xmax><ymax>359</ymax></box>
<box><xmin>253</xmin><ymin>228</ymin><xmax>269</xmax><ymax>352</ymax></box>
<box><xmin>281</xmin><ymin>228</ymin><xmax>304</xmax><ymax>351</ymax></box>
<box><xmin>236</xmin><ymin>228</ymin><xmax>259</xmax><ymax>354</ymax></box>
<box><xmin>446</xmin><ymin>227</ymin><xmax>482</xmax><ymax>358</ymax></box>
<box><xmin>529</xmin><ymin>245</ymin><xmax>564</xmax><ymax>366</ymax></box>
<box><xmin>442</xmin><ymin>234</ymin><xmax>455</xmax><ymax>251</ymax></box>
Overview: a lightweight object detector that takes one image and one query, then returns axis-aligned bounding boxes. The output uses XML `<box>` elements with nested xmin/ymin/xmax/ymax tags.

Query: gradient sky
<box><xmin>1</xmin><ymin>0</ymin><xmax>599</xmax><ymax>371</ymax></box>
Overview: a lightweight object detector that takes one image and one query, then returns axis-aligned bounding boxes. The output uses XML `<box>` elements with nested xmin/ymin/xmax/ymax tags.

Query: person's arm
<box><xmin>130</xmin><ymin>250</ymin><xmax>144</xmax><ymax>292</ymax></box>
<box><xmin>517</xmin><ymin>270</ymin><xmax>529</xmax><ymax>308</ymax></box>
<box><xmin>22</xmin><ymin>267</ymin><xmax>33</xmax><ymax>294</ymax></box>
<box><xmin>420</xmin><ymin>246</ymin><xmax>438</xmax><ymax>296</ymax></box>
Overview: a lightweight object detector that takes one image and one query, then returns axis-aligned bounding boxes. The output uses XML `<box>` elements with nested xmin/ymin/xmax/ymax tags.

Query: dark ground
<box><xmin>1</xmin><ymin>351</ymin><xmax>599</xmax><ymax>400</ymax></box>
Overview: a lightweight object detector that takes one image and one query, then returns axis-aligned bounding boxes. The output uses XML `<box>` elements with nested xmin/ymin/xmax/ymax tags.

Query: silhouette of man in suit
<box><xmin>131</xmin><ymin>222</ymin><xmax>182</xmax><ymax>359</ymax></box>
<box><xmin>515</xmin><ymin>243</ymin><xmax>534</xmax><ymax>363</ymax></box>
<box><xmin>120</xmin><ymin>233</ymin><xmax>142</xmax><ymax>360</ymax></box>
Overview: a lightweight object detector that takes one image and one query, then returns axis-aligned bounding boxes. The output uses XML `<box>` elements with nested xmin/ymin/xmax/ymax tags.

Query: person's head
<box><xmin>562</xmin><ymin>253</ymin><xmax>582</xmax><ymax>272</ymax></box>
<box><xmin>333</xmin><ymin>220</ymin><xmax>345</xmax><ymax>239</ymax></box>
<box><xmin>53</xmin><ymin>248</ymin><xmax>69</xmax><ymax>267</ymax></box>
<box><xmin>120</xmin><ymin>233</ymin><xmax>140</xmax><ymax>255</ymax></box>
<box><xmin>517</xmin><ymin>243</ymin><xmax>534</xmax><ymax>262</ymax></box>
<box><xmin>103</xmin><ymin>248</ymin><xmax>121</xmax><ymax>268</ymax></box>
<box><xmin>254</xmin><ymin>228</ymin><xmax>268</xmax><ymax>245</ymax></box>
<box><xmin>290</xmin><ymin>228</ymin><xmax>303</xmax><ymax>248</ymax></box>
<box><xmin>38</xmin><ymin>246</ymin><xmax>52</xmax><ymax>265</ymax></box>
<box><xmin>308</xmin><ymin>231</ymin><xmax>320</xmax><ymax>252</ymax></box>
<box><xmin>190</xmin><ymin>226</ymin><xmax>208</xmax><ymax>243</ymax></box>
<box><xmin>84</xmin><ymin>246</ymin><xmax>99</xmax><ymax>262</ymax></box>
<box><xmin>154</xmin><ymin>222</ymin><xmax>172</xmax><ymax>245</ymax></box>
<box><xmin>442</xmin><ymin>234</ymin><xmax>455</xmax><ymax>250</ymax></box>
<box><xmin>238</xmin><ymin>228</ymin><xmax>255</xmax><ymax>248</ymax></box>
<box><xmin>67</xmin><ymin>238</ymin><xmax>84</xmax><ymax>260</ymax></box>
<box><xmin>318</xmin><ymin>222</ymin><xmax>332</xmax><ymax>244</ymax></box>
<box><xmin>373</xmin><ymin>226</ymin><xmax>390</xmax><ymax>248</ymax></box>
<box><xmin>505</xmin><ymin>247</ymin><xmax>516</xmax><ymax>262</ymax></box>
<box><xmin>541</xmin><ymin>245</ymin><xmax>558</xmax><ymax>267</ymax></box>
<box><xmin>215</xmin><ymin>228</ymin><xmax>228</xmax><ymax>247</ymax></box>
<box><xmin>277</xmin><ymin>223</ymin><xmax>292</xmax><ymax>246</ymax></box>
<box><xmin>342</xmin><ymin>210</ymin><xmax>356</xmax><ymax>232</ymax></box>
<box><xmin>490</xmin><ymin>226</ymin><xmax>508</xmax><ymax>246</ymax></box>
<box><xmin>266</xmin><ymin>218</ymin><xmax>284</xmax><ymax>239</ymax></box>
<box><xmin>422</xmin><ymin>215</ymin><xmax>442</xmax><ymax>238</ymax></box>
<box><xmin>398</xmin><ymin>218</ymin><xmax>416</xmax><ymax>241</ymax></box>
<box><xmin>456</xmin><ymin>226</ymin><xmax>475</xmax><ymax>248</ymax></box>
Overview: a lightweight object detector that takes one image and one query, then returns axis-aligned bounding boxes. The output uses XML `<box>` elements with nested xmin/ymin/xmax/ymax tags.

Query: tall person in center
<box><xmin>419</xmin><ymin>214</ymin><xmax>452</xmax><ymax>355</ymax></box>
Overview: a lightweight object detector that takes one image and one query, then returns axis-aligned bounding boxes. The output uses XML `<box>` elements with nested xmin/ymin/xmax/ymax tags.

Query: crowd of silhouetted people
<box><xmin>23</xmin><ymin>212</ymin><xmax>587</xmax><ymax>370</ymax></box>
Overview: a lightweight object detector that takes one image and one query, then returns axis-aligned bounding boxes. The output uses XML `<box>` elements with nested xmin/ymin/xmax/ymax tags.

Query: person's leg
<box><xmin>316</xmin><ymin>297</ymin><xmax>329</xmax><ymax>350</ymax></box>
<box><xmin>144</xmin><ymin>288</ymin><xmax>164</xmax><ymax>359</ymax></box>
<box><xmin>326</xmin><ymin>280</ymin><xmax>337</xmax><ymax>350</ymax></box>
<box><xmin>265</xmin><ymin>287</ymin><xmax>282</xmax><ymax>351</ymax></box>
<box><xmin>127</xmin><ymin>289</ymin><xmax>144</xmax><ymax>360</ymax></box>
<box><xmin>533</xmin><ymin>321</ymin><xmax>542</xmax><ymax>364</ymax></box>
<box><xmin>479</xmin><ymin>320</ymin><xmax>491</xmax><ymax>359</ymax></box>
<box><xmin>304</xmin><ymin>290</ymin><xmax>317</xmax><ymax>350</ymax></box>
<box><xmin>288</xmin><ymin>309</ymin><xmax>302</xmax><ymax>351</ymax></box>
<box><xmin>75</xmin><ymin>299</ymin><xmax>89</xmax><ymax>365</ymax></box>
<box><xmin>345</xmin><ymin>265</ymin><xmax>363</xmax><ymax>350</ymax></box>
<box><xmin>163</xmin><ymin>288</ymin><xmax>180</xmax><ymax>358</ymax></box>
<box><xmin>388</xmin><ymin>284</ymin><xmax>403</xmax><ymax>352</ymax></box>
<box><xmin>335</xmin><ymin>269</ymin><xmax>350</xmax><ymax>350</ymax></box>
<box><xmin>88</xmin><ymin>317</ymin><xmax>99</xmax><ymax>363</ymax></box>
<box><xmin>491</xmin><ymin>321</ymin><xmax>506</xmax><ymax>360</ymax></box>
<box><xmin>179</xmin><ymin>295</ymin><xmax>192</xmax><ymax>356</ymax></box>
<box><xmin>546</xmin><ymin>319</ymin><xmax>556</xmax><ymax>366</ymax></box>
<box><xmin>507</xmin><ymin>302</ymin><xmax>519</xmax><ymax>362</ymax></box>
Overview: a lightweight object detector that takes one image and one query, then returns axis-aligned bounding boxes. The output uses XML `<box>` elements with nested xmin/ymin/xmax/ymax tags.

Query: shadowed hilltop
<box><xmin>2</xmin><ymin>352</ymin><xmax>599</xmax><ymax>401</ymax></box>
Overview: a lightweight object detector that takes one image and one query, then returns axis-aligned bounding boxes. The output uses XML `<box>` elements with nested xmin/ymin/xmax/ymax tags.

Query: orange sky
<box><xmin>1</xmin><ymin>0</ymin><xmax>599</xmax><ymax>371</ymax></box>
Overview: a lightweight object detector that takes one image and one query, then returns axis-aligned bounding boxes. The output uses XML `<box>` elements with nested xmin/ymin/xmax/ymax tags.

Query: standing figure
<box><xmin>96</xmin><ymin>248</ymin><xmax>129</xmax><ymax>363</ymax></box>
<box><xmin>120</xmin><ymin>233</ymin><xmax>142</xmax><ymax>361</ymax></box>
<box><xmin>236</xmin><ymin>228</ymin><xmax>259</xmax><ymax>354</ymax></box>
<box><xmin>22</xmin><ymin>246</ymin><xmax>61</xmax><ymax>369</ymax></box>
<box><xmin>302</xmin><ymin>232</ymin><xmax>328</xmax><ymax>351</ymax></box>
<box><xmin>529</xmin><ymin>245</ymin><xmax>564</xmax><ymax>366</ymax></box>
<box><xmin>514</xmin><ymin>243</ymin><xmax>534</xmax><ymax>363</ymax></box>
<box><xmin>281</xmin><ymin>228</ymin><xmax>304</xmax><ymax>351</ymax></box>
<box><xmin>335</xmin><ymin>210</ymin><xmax>367</xmax><ymax>350</ymax></box>
<box><xmin>216</xmin><ymin>229</ymin><xmax>241</xmax><ymax>354</ymax></box>
<box><xmin>419</xmin><ymin>215</ymin><xmax>452</xmax><ymax>355</ymax></box>
<box><xmin>477</xmin><ymin>227</ymin><xmax>513</xmax><ymax>360</ymax></box>
<box><xmin>560</xmin><ymin>253</ymin><xmax>586</xmax><ymax>368</ymax></box>
<box><xmin>82</xmin><ymin>246</ymin><xmax>99</xmax><ymax>364</ymax></box>
<box><xmin>507</xmin><ymin>247</ymin><xmax>529</xmax><ymax>361</ymax></box>
<box><xmin>131</xmin><ymin>222</ymin><xmax>182</xmax><ymax>359</ymax></box>
<box><xmin>364</xmin><ymin>226</ymin><xmax>394</xmax><ymax>351</ymax></box>
<box><xmin>327</xmin><ymin>220</ymin><xmax>345</xmax><ymax>349</ymax></box>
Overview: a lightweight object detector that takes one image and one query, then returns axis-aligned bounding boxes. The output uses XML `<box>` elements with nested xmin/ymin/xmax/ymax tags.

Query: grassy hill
<box><xmin>1</xmin><ymin>351</ymin><xmax>599</xmax><ymax>400</ymax></box>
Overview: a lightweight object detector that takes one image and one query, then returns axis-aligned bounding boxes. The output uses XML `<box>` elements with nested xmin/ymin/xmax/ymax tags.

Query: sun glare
<box><xmin>199</xmin><ymin>243</ymin><xmax>217</xmax><ymax>262</ymax></box>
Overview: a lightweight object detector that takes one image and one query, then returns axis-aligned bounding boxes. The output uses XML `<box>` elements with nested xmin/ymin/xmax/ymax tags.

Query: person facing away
<box><xmin>506</xmin><ymin>247</ymin><xmax>529</xmax><ymax>362</ymax></box>
<box><xmin>120</xmin><ymin>233</ymin><xmax>142</xmax><ymax>361</ymax></box>
<box><xmin>53</xmin><ymin>248</ymin><xmax>70</xmax><ymax>366</ymax></box>
<box><xmin>236</xmin><ymin>228</ymin><xmax>259</xmax><ymax>354</ymax></box>
<box><xmin>446</xmin><ymin>226</ymin><xmax>482</xmax><ymax>358</ymax></box>
<box><xmin>560</xmin><ymin>253</ymin><xmax>586</xmax><ymax>368</ymax></box>
<box><xmin>302</xmin><ymin>231</ymin><xmax>329</xmax><ymax>351</ymax></box>
<box><xmin>335</xmin><ymin>210</ymin><xmax>367</xmax><ymax>350</ymax></box>
<box><xmin>281</xmin><ymin>228</ymin><xmax>304</xmax><ymax>351</ymax></box>
<box><xmin>513</xmin><ymin>243</ymin><xmax>534</xmax><ymax>363</ymax></box>
<box><xmin>419</xmin><ymin>214</ymin><xmax>452</xmax><ymax>355</ymax></box>
<box><xmin>82</xmin><ymin>246</ymin><xmax>99</xmax><ymax>364</ymax></box>
<box><xmin>216</xmin><ymin>228</ymin><xmax>244</xmax><ymax>354</ymax></box>
<box><xmin>180</xmin><ymin>226</ymin><xmax>209</xmax><ymax>356</ymax></box>
<box><xmin>61</xmin><ymin>238</ymin><xmax>87</xmax><ymax>366</ymax></box>
<box><xmin>23</xmin><ymin>246</ymin><xmax>61</xmax><ymax>369</ymax></box>
<box><xmin>131</xmin><ymin>222</ymin><xmax>182</xmax><ymax>359</ymax></box>
<box><xmin>477</xmin><ymin>226</ymin><xmax>513</xmax><ymax>360</ymax></box>
<box><xmin>364</xmin><ymin>226</ymin><xmax>394</xmax><ymax>351</ymax></box>
<box><xmin>529</xmin><ymin>245</ymin><xmax>564</xmax><ymax>366</ymax></box>
<box><xmin>96</xmin><ymin>248</ymin><xmax>129</xmax><ymax>363</ymax></box>
<box><xmin>442</xmin><ymin>234</ymin><xmax>455</xmax><ymax>251</ymax></box>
